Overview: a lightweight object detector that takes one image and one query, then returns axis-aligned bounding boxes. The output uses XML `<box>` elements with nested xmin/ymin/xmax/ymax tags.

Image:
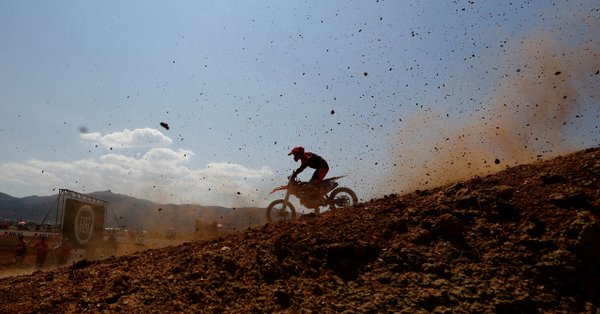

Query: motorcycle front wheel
<box><xmin>266</xmin><ymin>199</ymin><xmax>297</xmax><ymax>223</ymax></box>
<box><xmin>328</xmin><ymin>187</ymin><xmax>358</xmax><ymax>210</ymax></box>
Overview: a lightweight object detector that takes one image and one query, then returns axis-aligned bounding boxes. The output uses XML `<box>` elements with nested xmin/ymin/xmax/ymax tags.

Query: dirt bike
<box><xmin>266</xmin><ymin>173</ymin><xmax>358</xmax><ymax>223</ymax></box>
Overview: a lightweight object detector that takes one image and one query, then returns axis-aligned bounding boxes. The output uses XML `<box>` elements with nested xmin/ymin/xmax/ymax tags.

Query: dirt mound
<box><xmin>0</xmin><ymin>147</ymin><xmax>599</xmax><ymax>313</ymax></box>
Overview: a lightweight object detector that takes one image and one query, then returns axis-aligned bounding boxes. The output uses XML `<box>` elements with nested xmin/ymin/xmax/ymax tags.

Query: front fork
<box><xmin>282</xmin><ymin>191</ymin><xmax>291</xmax><ymax>209</ymax></box>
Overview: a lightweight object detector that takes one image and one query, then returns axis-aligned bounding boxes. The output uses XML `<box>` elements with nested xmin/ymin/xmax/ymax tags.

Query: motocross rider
<box><xmin>288</xmin><ymin>146</ymin><xmax>329</xmax><ymax>198</ymax></box>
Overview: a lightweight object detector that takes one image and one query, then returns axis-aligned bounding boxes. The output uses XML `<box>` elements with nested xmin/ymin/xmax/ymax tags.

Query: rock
<box><xmin>222</xmin><ymin>258</ymin><xmax>238</xmax><ymax>276</ymax></box>
<box><xmin>518</xmin><ymin>238</ymin><xmax>558</xmax><ymax>252</ymax></box>
<box><xmin>375</xmin><ymin>271</ymin><xmax>393</xmax><ymax>284</ymax></box>
<box><xmin>534</xmin><ymin>249</ymin><xmax>578</xmax><ymax>291</ymax></box>
<box><xmin>539</xmin><ymin>173</ymin><xmax>567</xmax><ymax>184</ymax></box>
<box><xmin>489</xmin><ymin>185</ymin><xmax>517</xmax><ymax>198</ymax></box>
<box><xmin>324</xmin><ymin>241</ymin><xmax>380</xmax><ymax>281</ymax></box>
<box><xmin>495</xmin><ymin>200</ymin><xmax>520</xmax><ymax>221</ymax></box>
<box><xmin>576</xmin><ymin>223</ymin><xmax>600</xmax><ymax>267</ymax></box>
<box><xmin>433</xmin><ymin>214</ymin><xmax>464</xmax><ymax>239</ymax></box>
<box><xmin>550</xmin><ymin>192</ymin><xmax>590</xmax><ymax>209</ymax></box>
<box><xmin>385</xmin><ymin>219</ymin><xmax>408</xmax><ymax>234</ymax></box>
<box><xmin>457</xmin><ymin>194</ymin><xmax>480</xmax><ymax>208</ymax></box>
<box><xmin>273</xmin><ymin>234</ymin><xmax>291</xmax><ymax>260</ymax></box>
<box><xmin>70</xmin><ymin>259</ymin><xmax>93</xmax><ymax>270</ymax></box>
<box><xmin>274</xmin><ymin>289</ymin><xmax>292</xmax><ymax>308</ymax></box>
<box><xmin>524</xmin><ymin>217</ymin><xmax>546</xmax><ymax>238</ymax></box>
<box><xmin>411</xmin><ymin>228</ymin><xmax>433</xmax><ymax>245</ymax></box>
<box><xmin>260</xmin><ymin>263</ymin><xmax>281</xmax><ymax>284</ymax></box>
<box><xmin>444</xmin><ymin>182</ymin><xmax>465</xmax><ymax>196</ymax></box>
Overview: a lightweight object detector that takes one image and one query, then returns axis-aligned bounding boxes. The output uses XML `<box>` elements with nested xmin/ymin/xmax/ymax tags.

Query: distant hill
<box><xmin>0</xmin><ymin>192</ymin><xmax>18</xmax><ymax>204</ymax></box>
<box><xmin>0</xmin><ymin>193</ymin><xmax>56</xmax><ymax>222</ymax></box>
<box><xmin>0</xmin><ymin>190</ymin><xmax>268</xmax><ymax>234</ymax></box>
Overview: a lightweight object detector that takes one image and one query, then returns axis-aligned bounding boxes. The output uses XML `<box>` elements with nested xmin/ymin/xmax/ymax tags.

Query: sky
<box><xmin>0</xmin><ymin>0</ymin><xmax>598</xmax><ymax>208</ymax></box>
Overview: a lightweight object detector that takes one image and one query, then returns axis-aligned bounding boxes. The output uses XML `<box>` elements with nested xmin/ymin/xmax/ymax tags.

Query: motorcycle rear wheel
<box><xmin>266</xmin><ymin>199</ymin><xmax>297</xmax><ymax>223</ymax></box>
<box><xmin>328</xmin><ymin>187</ymin><xmax>358</xmax><ymax>210</ymax></box>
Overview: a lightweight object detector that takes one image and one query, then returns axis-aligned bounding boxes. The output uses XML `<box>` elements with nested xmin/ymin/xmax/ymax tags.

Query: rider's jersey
<box><xmin>296</xmin><ymin>152</ymin><xmax>329</xmax><ymax>173</ymax></box>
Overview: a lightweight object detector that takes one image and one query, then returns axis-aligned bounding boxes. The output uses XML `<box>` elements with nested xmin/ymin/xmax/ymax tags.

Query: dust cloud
<box><xmin>391</xmin><ymin>33</ymin><xmax>600</xmax><ymax>193</ymax></box>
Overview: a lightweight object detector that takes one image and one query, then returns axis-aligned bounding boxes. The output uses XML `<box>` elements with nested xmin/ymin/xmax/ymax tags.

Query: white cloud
<box><xmin>204</xmin><ymin>162</ymin><xmax>272</xmax><ymax>179</ymax></box>
<box><xmin>2</xmin><ymin>127</ymin><xmax>276</xmax><ymax>206</ymax></box>
<box><xmin>80</xmin><ymin>128</ymin><xmax>173</xmax><ymax>149</ymax></box>
<box><xmin>79</xmin><ymin>132</ymin><xmax>102</xmax><ymax>141</ymax></box>
<box><xmin>0</xmin><ymin>148</ymin><xmax>274</xmax><ymax>207</ymax></box>
<box><xmin>142</xmin><ymin>147</ymin><xmax>194</xmax><ymax>163</ymax></box>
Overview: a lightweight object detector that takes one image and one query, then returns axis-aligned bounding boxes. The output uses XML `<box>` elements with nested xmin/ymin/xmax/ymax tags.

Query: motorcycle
<box><xmin>266</xmin><ymin>173</ymin><xmax>358</xmax><ymax>223</ymax></box>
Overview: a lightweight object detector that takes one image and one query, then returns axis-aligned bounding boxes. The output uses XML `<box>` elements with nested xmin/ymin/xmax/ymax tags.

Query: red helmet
<box><xmin>288</xmin><ymin>146</ymin><xmax>304</xmax><ymax>161</ymax></box>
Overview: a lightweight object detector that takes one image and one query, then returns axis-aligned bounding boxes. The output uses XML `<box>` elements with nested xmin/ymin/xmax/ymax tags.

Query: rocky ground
<box><xmin>0</xmin><ymin>147</ymin><xmax>598</xmax><ymax>313</ymax></box>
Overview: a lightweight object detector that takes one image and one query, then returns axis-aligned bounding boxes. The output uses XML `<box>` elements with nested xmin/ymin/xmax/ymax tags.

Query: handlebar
<box><xmin>288</xmin><ymin>171</ymin><xmax>298</xmax><ymax>180</ymax></box>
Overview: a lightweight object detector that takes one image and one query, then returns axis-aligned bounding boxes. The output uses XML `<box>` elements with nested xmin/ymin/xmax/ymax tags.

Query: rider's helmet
<box><xmin>288</xmin><ymin>146</ymin><xmax>304</xmax><ymax>162</ymax></box>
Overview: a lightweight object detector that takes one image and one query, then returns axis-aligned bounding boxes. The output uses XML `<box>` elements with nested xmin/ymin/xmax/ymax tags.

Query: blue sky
<box><xmin>0</xmin><ymin>1</ymin><xmax>598</xmax><ymax>207</ymax></box>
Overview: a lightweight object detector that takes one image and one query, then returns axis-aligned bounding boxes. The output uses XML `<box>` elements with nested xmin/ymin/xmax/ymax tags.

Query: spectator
<box><xmin>15</xmin><ymin>235</ymin><xmax>27</xmax><ymax>266</ymax></box>
<box><xmin>34</xmin><ymin>237</ymin><xmax>49</xmax><ymax>269</ymax></box>
<box><xmin>55</xmin><ymin>237</ymin><xmax>73</xmax><ymax>266</ymax></box>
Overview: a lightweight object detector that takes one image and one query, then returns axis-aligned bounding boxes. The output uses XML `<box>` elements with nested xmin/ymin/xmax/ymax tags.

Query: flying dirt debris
<box><xmin>0</xmin><ymin>147</ymin><xmax>599</xmax><ymax>312</ymax></box>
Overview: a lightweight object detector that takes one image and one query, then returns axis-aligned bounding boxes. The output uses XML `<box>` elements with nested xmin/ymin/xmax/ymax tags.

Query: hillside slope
<box><xmin>0</xmin><ymin>147</ymin><xmax>598</xmax><ymax>313</ymax></box>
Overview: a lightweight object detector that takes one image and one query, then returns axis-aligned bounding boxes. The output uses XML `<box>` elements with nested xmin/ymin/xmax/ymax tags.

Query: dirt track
<box><xmin>0</xmin><ymin>147</ymin><xmax>598</xmax><ymax>313</ymax></box>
